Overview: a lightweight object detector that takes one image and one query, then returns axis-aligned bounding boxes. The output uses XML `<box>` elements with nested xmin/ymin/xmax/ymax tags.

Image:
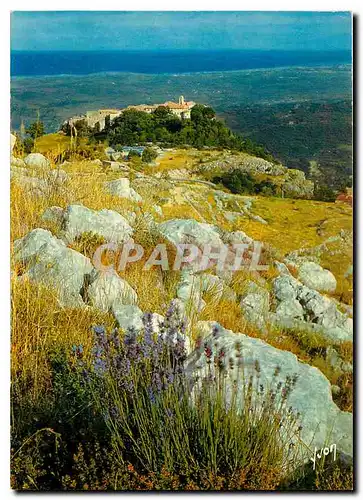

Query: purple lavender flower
<box><xmin>147</xmin><ymin>387</ymin><xmax>156</xmax><ymax>404</ymax></box>
<box><xmin>94</xmin><ymin>357</ymin><xmax>107</xmax><ymax>376</ymax></box>
<box><xmin>93</xmin><ymin>325</ymin><xmax>105</xmax><ymax>335</ymax></box>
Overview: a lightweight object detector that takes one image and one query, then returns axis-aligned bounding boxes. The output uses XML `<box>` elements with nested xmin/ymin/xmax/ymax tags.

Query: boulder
<box><xmin>24</xmin><ymin>153</ymin><xmax>50</xmax><ymax>169</ymax></box>
<box><xmin>104</xmin><ymin>178</ymin><xmax>142</xmax><ymax>202</ymax></box>
<box><xmin>176</xmin><ymin>271</ymin><xmax>203</xmax><ymax>309</ymax></box>
<box><xmin>14</xmin><ymin>229</ymin><xmax>93</xmax><ymax>307</ymax></box>
<box><xmin>273</xmin><ymin>275</ymin><xmax>300</xmax><ymax>302</ymax></box>
<box><xmin>86</xmin><ymin>269</ymin><xmax>138</xmax><ymax>312</ymax></box>
<box><xmin>274</xmin><ymin>261</ymin><xmax>291</xmax><ymax>276</ymax></box>
<box><xmin>13</xmin><ymin>228</ymin><xmax>66</xmax><ymax>264</ymax></box>
<box><xmin>158</xmin><ymin>218</ymin><xmax>223</xmax><ymax>249</ymax></box>
<box><xmin>61</xmin><ymin>204</ymin><xmax>133</xmax><ymax>244</ymax></box>
<box><xmin>185</xmin><ymin>321</ymin><xmax>353</xmax><ymax>465</ymax></box>
<box><xmin>240</xmin><ymin>281</ymin><xmax>270</xmax><ymax>333</ymax></box>
<box><xmin>276</xmin><ymin>299</ymin><xmax>304</xmax><ymax>320</ymax></box>
<box><xmin>41</xmin><ymin>206</ymin><xmax>65</xmax><ymax>225</ymax></box>
<box><xmin>112</xmin><ymin>305</ymin><xmax>144</xmax><ymax>331</ymax></box>
<box><xmin>224</xmin><ymin>230</ymin><xmax>253</xmax><ymax>246</ymax></box>
<box><xmin>297</xmin><ymin>261</ymin><xmax>337</xmax><ymax>293</ymax></box>
<box><xmin>102</xmin><ymin>160</ymin><xmax>128</xmax><ymax>171</ymax></box>
<box><xmin>248</xmin><ymin>213</ymin><xmax>268</xmax><ymax>225</ymax></box>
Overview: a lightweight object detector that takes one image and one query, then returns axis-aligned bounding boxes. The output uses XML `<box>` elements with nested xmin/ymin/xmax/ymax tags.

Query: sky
<box><xmin>11</xmin><ymin>11</ymin><xmax>352</xmax><ymax>52</ymax></box>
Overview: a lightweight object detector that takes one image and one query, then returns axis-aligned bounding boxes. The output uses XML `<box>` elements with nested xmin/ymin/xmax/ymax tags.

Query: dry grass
<box><xmin>11</xmin><ymin>277</ymin><xmax>115</xmax><ymax>404</ymax></box>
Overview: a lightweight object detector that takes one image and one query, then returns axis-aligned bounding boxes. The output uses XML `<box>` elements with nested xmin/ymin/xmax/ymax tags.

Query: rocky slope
<box><xmin>10</xmin><ymin>133</ymin><xmax>353</xmax><ymax>467</ymax></box>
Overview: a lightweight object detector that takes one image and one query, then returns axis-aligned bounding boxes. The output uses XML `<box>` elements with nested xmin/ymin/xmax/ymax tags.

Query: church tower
<box><xmin>179</xmin><ymin>95</ymin><xmax>185</xmax><ymax>106</ymax></box>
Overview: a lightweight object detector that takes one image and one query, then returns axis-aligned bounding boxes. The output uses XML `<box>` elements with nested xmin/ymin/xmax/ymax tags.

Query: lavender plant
<box><xmin>79</xmin><ymin>302</ymin><xmax>303</xmax><ymax>485</ymax></box>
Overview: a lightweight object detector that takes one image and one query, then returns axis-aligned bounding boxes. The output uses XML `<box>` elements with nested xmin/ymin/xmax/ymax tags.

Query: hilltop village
<box><xmin>64</xmin><ymin>95</ymin><xmax>196</xmax><ymax>132</ymax></box>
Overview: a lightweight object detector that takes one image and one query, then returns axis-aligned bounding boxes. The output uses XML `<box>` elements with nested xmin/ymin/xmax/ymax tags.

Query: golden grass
<box><xmin>234</xmin><ymin>197</ymin><xmax>352</xmax><ymax>254</ymax></box>
<box><xmin>11</xmin><ymin>277</ymin><xmax>115</xmax><ymax>402</ymax></box>
<box><xmin>148</xmin><ymin>150</ymin><xmax>197</xmax><ymax>174</ymax></box>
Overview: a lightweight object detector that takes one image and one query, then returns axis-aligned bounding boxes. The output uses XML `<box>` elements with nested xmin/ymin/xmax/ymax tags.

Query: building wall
<box><xmin>65</xmin><ymin>98</ymin><xmax>196</xmax><ymax>132</ymax></box>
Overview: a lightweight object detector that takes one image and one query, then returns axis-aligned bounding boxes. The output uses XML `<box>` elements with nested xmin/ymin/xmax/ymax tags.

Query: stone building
<box><xmin>63</xmin><ymin>96</ymin><xmax>196</xmax><ymax>132</ymax></box>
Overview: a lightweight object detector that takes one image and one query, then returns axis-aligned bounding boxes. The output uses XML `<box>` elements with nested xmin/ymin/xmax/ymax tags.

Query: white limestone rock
<box><xmin>297</xmin><ymin>261</ymin><xmax>337</xmax><ymax>293</ymax></box>
<box><xmin>104</xmin><ymin>178</ymin><xmax>142</xmax><ymax>202</ymax></box>
<box><xmin>61</xmin><ymin>204</ymin><xmax>133</xmax><ymax>244</ymax></box>
<box><xmin>87</xmin><ymin>269</ymin><xmax>138</xmax><ymax>312</ymax></box>
<box><xmin>24</xmin><ymin>153</ymin><xmax>50</xmax><ymax>169</ymax></box>
<box><xmin>185</xmin><ymin>321</ymin><xmax>353</xmax><ymax>466</ymax></box>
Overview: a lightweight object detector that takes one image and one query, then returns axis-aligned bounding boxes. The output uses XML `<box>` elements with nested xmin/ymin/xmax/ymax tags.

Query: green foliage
<box><xmin>62</xmin><ymin>119</ymin><xmax>92</xmax><ymax>138</ymax></box>
<box><xmin>23</xmin><ymin>137</ymin><xmax>34</xmax><ymax>154</ymax></box>
<box><xmin>25</xmin><ymin>120</ymin><xmax>45</xmax><ymax>140</ymax></box>
<box><xmin>95</xmin><ymin>106</ymin><xmax>274</xmax><ymax>161</ymax></box>
<box><xmin>213</xmin><ymin>169</ymin><xmax>279</xmax><ymax>196</ymax></box>
<box><xmin>226</xmin><ymin>100</ymin><xmax>352</xmax><ymax>192</ymax></box>
<box><xmin>142</xmin><ymin>147</ymin><xmax>158</xmax><ymax>163</ymax></box>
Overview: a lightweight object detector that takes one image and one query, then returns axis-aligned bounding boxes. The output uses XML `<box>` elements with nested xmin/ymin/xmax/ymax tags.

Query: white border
<box><xmin>1</xmin><ymin>2</ymin><xmax>360</xmax><ymax>497</ymax></box>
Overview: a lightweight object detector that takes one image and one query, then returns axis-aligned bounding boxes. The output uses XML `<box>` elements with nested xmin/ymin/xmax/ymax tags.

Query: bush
<box><xmin>75</xmin><ymin>305</ymin><xmax>302</xmax><ymax>488</ymax></box>
<box><xmin>213</xmin><ymin>169</ymin><xmax>278</xmax><ymax>196</ymax></box>
<box><xmin>142</xmin><ymin>147</ymin><xmax>158</xmax><ymax>163</ymax></box>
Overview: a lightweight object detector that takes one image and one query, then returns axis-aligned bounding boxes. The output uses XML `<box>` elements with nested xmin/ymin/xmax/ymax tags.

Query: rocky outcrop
<box><xmin>185</xmin><ymin>321</ymin><xmax>353</xmax><ymax>465</ymax></box>
<box><xmin>297</xmin><ymin>261</ymin><xmax>337</xmax><ymax>294</ymax></box>
<box><xmin>240</xmin><ymin>280</ymin><xmax>270</xmax><ymax>333</ymax></box>
<box><xmin>86</xmin><ymin>269</ymin><xmax>138</xmax><ymax>312</ymax></box>
<box><xmin>197</xmin><ymin>154</ymin><xmax>285</xmax><ymax>176</ymax></box>
<box><xmin>14</xmin><ymin>229</ymin><xmax>93</xmax><ymax>307</ymax></box>
<box><xmin>24</xmin><ymin>153</ymin><xmax>50</xmax><ymax>169</ymax></box>
<box><xmin>282</xmin><ymin>169</ymin><xmax>314</xmax><ymax>199</ymax></box>
<box><xmin>158</xmin><ymin>218</ymin><xmax>223</xmax><ymax>249</ymax></box>
<box><xmin>41</xmin><ymin>206</ymin><xmax>65</xmax><ymax>225</ymax></box>
<box><xmin>271</xmin><ymin>275</ymin><xmax>352</xmax><ymax>343</ymax></box>
<box><xmin>60</xmin><ymin>204</ymin><xmax>133</xmax><ymax>244</ymax></box>
<box><xmin>104</xmin><ymin>178</ymin><xmax>142</xmax><ymax>202</ymax></box>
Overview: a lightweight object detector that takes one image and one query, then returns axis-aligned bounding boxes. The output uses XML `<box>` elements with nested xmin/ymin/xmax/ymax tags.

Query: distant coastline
<box><xmin>11</xmin><ymin>64</ymin><xmax>352</xmax><ymax>81</ymax></box>
<box><xmin>11</xmin><ymin>49</ymin><xmax>352</xmax><ymax>77</ymax></box>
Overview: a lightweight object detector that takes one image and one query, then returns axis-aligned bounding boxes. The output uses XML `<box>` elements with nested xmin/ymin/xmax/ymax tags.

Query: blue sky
<box><xmin>11</xmin><ymin>11</ymin><xmax>352</xmax><ymax>52</ymax></box>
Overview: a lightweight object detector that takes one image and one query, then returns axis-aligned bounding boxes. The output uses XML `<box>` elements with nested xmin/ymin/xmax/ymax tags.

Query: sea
<box><xmin>11</xmin><ymin>49</ymin><xmax>351</xmax><ymax>77</ymax></box>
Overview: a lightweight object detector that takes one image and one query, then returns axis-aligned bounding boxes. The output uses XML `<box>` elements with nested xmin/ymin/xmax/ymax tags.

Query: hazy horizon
<box><xmin>11</xmin><ymin>11</ymin><xmax>352</xmax><ymax>52</ymax></box>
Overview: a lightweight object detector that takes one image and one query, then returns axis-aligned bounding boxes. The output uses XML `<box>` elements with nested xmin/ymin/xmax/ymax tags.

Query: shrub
<box><xmin>213</xmin><ymin>169</ymin><xmax>278</xmax><ymax>196</ymax></box>
<box><xmin>142</xmin><ymin>147</ymin><xmax>158</xmax><ymax>163</ymax></box>
<box><xmin>78</xmin><ymin>306</ymin><xmax>303</xmax><ymax>488</ymax></box>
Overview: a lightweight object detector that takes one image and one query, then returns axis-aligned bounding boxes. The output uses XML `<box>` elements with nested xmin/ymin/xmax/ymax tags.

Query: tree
<box><xmin>23</xmin><ymin>137</ymin><xmax>34</xmax><ymax>154</ymax></box>
<box><xmin>142</xmin><ymin>147</ymin><xmax>158</xmax><ymax>164</ymax></box>
<box><xmin>25</xmin><ymin>120</ymin><xmax>45</xmax><ymax>140</ymax></box>
<box><xmin>191</xmin><ymin>104</ymin><xmax>216</xmax><ymax>123</ymax></box>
